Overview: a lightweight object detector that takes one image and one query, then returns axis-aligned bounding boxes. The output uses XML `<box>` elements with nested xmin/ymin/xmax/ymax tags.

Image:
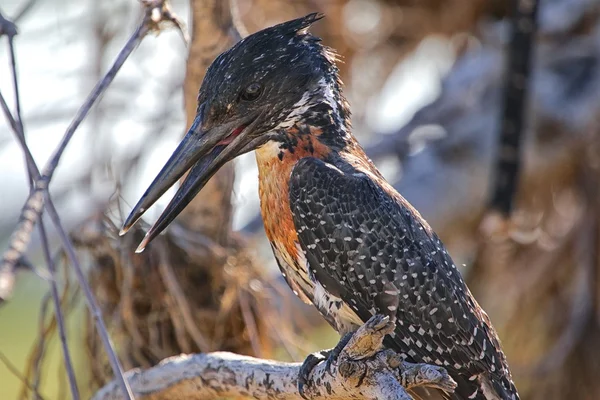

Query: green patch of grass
<box><xmin>0</xmin><ymin>274</ymin><xmax>84</xmax><ymax>399</ymax></box>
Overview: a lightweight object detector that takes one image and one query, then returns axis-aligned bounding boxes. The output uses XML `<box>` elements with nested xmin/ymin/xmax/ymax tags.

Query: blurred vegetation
<box><xmin>0</xmin><ymin>276</ymin><xmax>84</xmax><ymax>399</ymax></box>
<box><xmin>1</xmin><ymin>0</ymin><xmax>600</xmax><ymax>399</ymax></box>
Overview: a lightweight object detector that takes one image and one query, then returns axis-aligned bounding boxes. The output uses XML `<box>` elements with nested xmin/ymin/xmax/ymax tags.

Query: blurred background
<box><xmin>1</xmin><ymin>0</ymin><xmax>600</xmax><ymax>398</ymax></box>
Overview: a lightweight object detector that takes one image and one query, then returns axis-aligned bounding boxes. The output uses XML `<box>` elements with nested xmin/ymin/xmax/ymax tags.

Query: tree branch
<box><xmin>0</xmin><ymin>1</ymin><xmax>186</xmax><ymax>398</ymax></box>
<box><xmin>0</xmin><ymin>0</ymin><xmax>186</xmax><ymax>303</ymax></box>
<box><xmin>93</xmin><ymin>315</ymin><xmax>456</xmax><ymax>400</ymax></box>
<box><xmin>0</xmin><ymin>8</ymin><xmax>81</xmax><ymax>397</ymax></box>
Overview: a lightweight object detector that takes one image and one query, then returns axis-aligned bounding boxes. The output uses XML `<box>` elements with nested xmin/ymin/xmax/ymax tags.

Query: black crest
<box><xmin>196</xmin><ymin>13</ymin><xmax>341</xmax><ymax>137</ymax></box>
<box><xmin>274</xmin><ymin>12</ymin><xmax>324</xmax><ymax>36</ymax></box>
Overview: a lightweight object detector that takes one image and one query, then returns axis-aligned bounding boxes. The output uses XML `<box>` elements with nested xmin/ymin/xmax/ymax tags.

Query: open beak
<box><xmin>120</xmin><ymin>105</ymin><xmax>261</xmax><ymax>252</ymax></box>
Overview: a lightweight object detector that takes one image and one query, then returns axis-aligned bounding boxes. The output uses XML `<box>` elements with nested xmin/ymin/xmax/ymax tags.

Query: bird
<box><xmin>119</xmin><ymin>13</ymin><xmax>519</xmax><ymax>400</ymax></box>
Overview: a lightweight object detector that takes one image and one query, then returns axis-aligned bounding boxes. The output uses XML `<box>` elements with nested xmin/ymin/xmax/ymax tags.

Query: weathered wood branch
<box><xmin>93</xmin><ymin>315</ymin><xmax>456</xmax><ymax>400</ymax></box>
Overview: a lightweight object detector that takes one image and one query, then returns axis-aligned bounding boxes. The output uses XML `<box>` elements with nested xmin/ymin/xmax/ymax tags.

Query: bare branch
<box><xmin>0</xmin><ymin>0</ymin><xmax>184</xmax><ymax>297</ymax></box>
<box><xmin>0</xmin><ymin>7</ymin><xmax>20</xmax><ymax>305</ymax></box>
<box><xmin>12</xmin><ymin>0</ymin><xmax>40</xmax><ymax>23</ymax></box>
<box><xmin>156</xmin><ymin>243</ymin><xmax>211</xmax><ymax>352</ymax></box>
<box><xmin>0</xmin><ymin>9</ymin><xmax>81</xmax><ymax>397</ymax></box>
<box><xmin>0</xmin><ymin>1</ymin><xmax>187</xmax><ymax>398</ymax></box>
<box><xmin>0</xmin><ymin>351</ymin><xmax>46</xmax><ymax>400</ymax></box>
<box><xmin>93</xmin><ymin>316</ymin><xmax>456</xmax><ymax>400</ymax></box>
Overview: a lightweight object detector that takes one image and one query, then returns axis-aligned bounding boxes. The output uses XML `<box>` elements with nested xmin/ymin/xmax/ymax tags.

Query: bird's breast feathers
<box><xmin>255</xmin><ymin>131</ymin><xmax>330</xmax><ymax>258</ymax></box>
<box><xmin>255</xmin><ymin>135</ymin><xmax>362</xmax><ymax>332</ymax></box>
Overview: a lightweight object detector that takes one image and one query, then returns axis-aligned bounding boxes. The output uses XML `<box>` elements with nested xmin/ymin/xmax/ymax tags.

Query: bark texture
<box><xmin>92</xmin><ymin>315</ymin><xmax>456</xmax><ymax>400</ymax></box>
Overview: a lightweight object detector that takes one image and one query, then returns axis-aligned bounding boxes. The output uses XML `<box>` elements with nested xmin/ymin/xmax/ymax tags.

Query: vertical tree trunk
<box><xmin>177</xmin><ymin>0</ymin><xmax>241</xmax><ymax>242</ymax></box>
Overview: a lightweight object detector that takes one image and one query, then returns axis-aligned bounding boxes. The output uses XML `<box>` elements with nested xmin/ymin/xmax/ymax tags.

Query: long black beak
<box><xmin>120</xmin><ymin>107</ymin><xmax>259</xmax><ymax>252</ymax></box>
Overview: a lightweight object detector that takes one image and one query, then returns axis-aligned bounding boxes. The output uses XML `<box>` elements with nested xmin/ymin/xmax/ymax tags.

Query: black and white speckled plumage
<box><xmin>123</xmin><ymin>13</ymin><xmax>520</xmax><ymax>400</ymax></box>
<box><xmin>248</xmin><ymin>15</ymin><xmax>518</xmax><ymax>400</ymax></box>
<box><xmin>287</xmin><ymin>156</ymin><xmax>518</xmax><ymax>400</ymax></box>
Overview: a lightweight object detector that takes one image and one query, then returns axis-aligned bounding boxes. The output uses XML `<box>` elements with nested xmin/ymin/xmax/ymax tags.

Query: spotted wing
<box><xmin>288</xmin><ymin>157</ymin><xmax>517</xmax><ymax>400</ymax></box>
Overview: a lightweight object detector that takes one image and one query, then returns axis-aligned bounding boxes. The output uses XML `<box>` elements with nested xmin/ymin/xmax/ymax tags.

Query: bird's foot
<box><xmin>342</xmin><ymin>314</ymin><xmax>394</xmax><ymax>361</ymax></box>
<box><xmin>298</xmin><ymin>349</ymin><xmax>330</xmax><ymax>400</ymax></box>
<box><xmin>298</xmin><ymin>315</ymin><xmax>394</xmax><ymax>399</ymax></box>
<box><xmin>324</xmin><ymin>331</ymin><xmax>353</xmax><ymax>373</ymax></box>
<box><xmin>297</xmin><ymin>330</ymin><xmax>364</xmax><ymax>398</ymax></box>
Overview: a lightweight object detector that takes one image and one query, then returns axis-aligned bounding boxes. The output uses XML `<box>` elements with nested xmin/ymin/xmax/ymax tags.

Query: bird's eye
<box><xmin>240</xmin><ymin>83</ymin><xmax>262</xmax><ymax>101</ymax></box>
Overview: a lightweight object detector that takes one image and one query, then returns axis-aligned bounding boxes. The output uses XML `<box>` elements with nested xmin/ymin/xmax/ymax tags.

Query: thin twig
<box><xmin>39</xmin><ymin>223</ymin><xmax>81</xmax><ymax>396</ymax></box>
<box><xmin>488</xmin><ymin>0</ymin><xmax>539</xmax><ymax>216</ymax></box>
<box><xmin>0</xmin><ymin>10</ymin><xmax>81</xmax><ymax>397</ymax></box>
<box><xmin>1</xmin><ymin>3</ymin><xmax>185</xmax><ymax>397</ymax></box>
<box><xmin>0</xmin><ymin>6</ymin><xmax>162</xmax><ymax>400</ymax></box>
<box><xmin>238</xmin><ymin>287</ymin><xmax>263</xmax><ymax>357</ymax></box>
<box><xmin>156</xmin><ymin>243</ymin><xmax>211</xmax><ymax>352</ymax></box>
<box><xmin>0</xmin><ymin>0</ymin><xmax>188</xmax><ymax>296</ymax></box>
<box><xmin>0</xmin><ymin>17</ymin><xmax>151</xmax><ymax>292</ymax></box>
<box><xmin>13</xmin><ymin>0</ymin><xmax>40</xmax><ymax>22</ymax></box>
<box><xmin>27</xmin><ymin>291</ymin><xmax>52</xmax><ymax>400</ymax></box>
<box><xmin>44</xmin><ymin>167</ymin><xmax>136</xmax><ymax>400</ymax></box>
<box><xmin>0</xmin><ymin>351</ymin><xmax>46</xmax><ymax>400</ymax></box>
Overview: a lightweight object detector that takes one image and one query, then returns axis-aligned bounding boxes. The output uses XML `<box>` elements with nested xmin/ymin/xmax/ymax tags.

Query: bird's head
<box><xmin>121</xmin><ymin>13</ymin><xmax>349</xmax><ymax>251</ymax></box>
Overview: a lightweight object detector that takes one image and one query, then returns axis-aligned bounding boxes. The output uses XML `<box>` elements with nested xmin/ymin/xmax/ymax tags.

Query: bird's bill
<box><xmin>120</xmin><ymin>106</ymin><xmax>259</xmax><ymax>252</ymax></box>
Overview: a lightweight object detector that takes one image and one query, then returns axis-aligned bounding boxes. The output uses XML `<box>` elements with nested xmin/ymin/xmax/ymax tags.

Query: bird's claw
<box><xmin>297</xmin><ymin>331</ymin><xmax>355</xmax><ymax>398</ymax></box>
<box><xmin>325</xmin><ymin>331</ymin><xmax>353</xmax><ymax>373</ymax></box>
<box><xmin>298</xmin><ymin>350</ymin><xmax>329</xmax><ymax>400</ymax></box>
<box><xmin>365</xmin><ymin>314</ymin><xmax>392</xmax><ymax>332</ymax></box>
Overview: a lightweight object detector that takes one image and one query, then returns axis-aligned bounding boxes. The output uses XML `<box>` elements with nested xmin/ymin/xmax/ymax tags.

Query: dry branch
<box><xmin>0</xmin><ymin>7</ymin><xmax>81</xmax><ymax>397</ymax></box>
<box><xmin>0</xmin><ymin>1</ymin><xmax>186</xmax><ymax>399</ymax></box>
<box><xmin>93</xmin><ymin>315</ymin><xmax>455</xmax><ymax>400</ymax></box>
<box><xmin>0</xmin><ymin>0</ymin><xmax>184</xmax><ymax>304</ymax></box>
